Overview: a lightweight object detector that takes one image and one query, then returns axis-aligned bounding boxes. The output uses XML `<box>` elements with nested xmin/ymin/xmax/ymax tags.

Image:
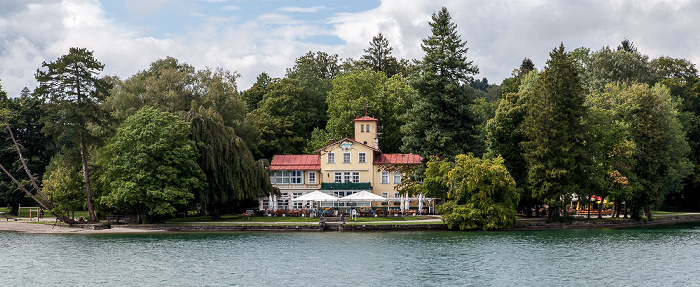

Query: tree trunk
<box><xmin>644</xmin><ymin>206</ymin><xmax>653</xmax><ymax>221</ymax></box>
<box><xmin>9</xmin><ymin>203</ymin><xmax>19</xmax><ymax>216</ymax></box>
<box><xmin>79</xmin><ymin>132</ymin><xmax>97</xmax><ymax>222</ymax></box>
<box><xmin>587</xmin><ymin>203</ymin><xmax>591</xmax><ymax>219</ymax></box>
<box><xmin>597</xmin><ymin>196</ymin><xmax>605</xmax><ymax>219</ymax></box>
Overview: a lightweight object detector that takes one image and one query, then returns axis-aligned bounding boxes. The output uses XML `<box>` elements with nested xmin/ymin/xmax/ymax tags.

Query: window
<box><xmin>334</xmin><ymin>172</ymin><xmax>342</xmax><ymax>183</ymax></box>
<box><xmin>343</xmin><ymin>172</ymin><xmax>351</xmax><ymax>183</ymax></box>
<box><xmin>393</xmin><ymin>171</ymin><xmax>401</xmax><ymax>184</ymax></box>
<box><xmin>327</xmin><ymin>152</ymin><xmax>335</xmax><ymax>163</ymax></box>
<box><xmin>352</xmin><ymin>172</ymin><xmax>360</xmax><ymax>183</ymax></box>
<box><xmin>343</xmin><ymin>152</ymin><xmax>351</xmax><ymax>163</ymax></box>
<box><xmin>358</xmin><ymin>152</ymin><xmax>366</xmax><ymax>163</ymax></box>
<box><xmin>291</xmin><ymin>171</ymin><xmax>303</xmax><ymax>184</ymax></box>
<box><xmin>361</xmin><ymin>124</ymin><xmax>365</xmax><ymax>132</ymax></box>
<box><xmin>366</xmin><ymin>124</ymin><xmax>370</xmax><ymax>133</ymax></box>
<box><xmin>394</xmin><ymin>192</ymin><xmax>400</xmax><ymax>198</ymax></box>
<box><xmin>271</xmin><ymin>170</ymin><xmax>304</xmax><ymax>184</ymax></box>
<box><xmin>308</xmin><ymin>172</ymin><xmax>316</xmax><ymax>183</ymax></box>
<box><xmin>381</xmin><ymin>192</ymin><xmax>388</xmax><ymax>198</ymax></box>
<box><xmin>381</xmin><ymin>171</ymin><xmax>389</xmax><ymax>184</ymax></box>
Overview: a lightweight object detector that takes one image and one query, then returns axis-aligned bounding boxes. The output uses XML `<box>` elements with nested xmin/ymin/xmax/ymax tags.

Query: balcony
<box><xmin>320</xmin><ymin>182</ymin><xmax>372</xmax><ymax>190</ymax></box>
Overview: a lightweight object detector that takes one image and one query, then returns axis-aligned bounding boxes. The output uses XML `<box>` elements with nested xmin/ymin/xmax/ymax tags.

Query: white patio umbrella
<box><xmin>400</xmin><ymin>195</ymin><xmax>405</xmax><ymax>211</ymax></box>
<box><xmin>292</xmin><ymin>190</ymin><xmax>339</xmax><ymax>202</ymax></box>
<box><xmin>272</xmin><ymin>194</ymin><xmax>277</xmax><ymax>210</ymax></box>
<box><xmin>418</xmin><ymin>194</ymin><xmax>423</xmax><ymax>212</ymax></box>
<box><xmin>339</xmin><ymin>190</ymin><xmax>386</xmax><ymax>201</ymax></box>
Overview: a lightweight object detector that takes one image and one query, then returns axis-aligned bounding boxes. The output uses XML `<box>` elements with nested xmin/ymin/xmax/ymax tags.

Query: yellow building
<box><xmin>261</xmin><ymin>116</ymin><xmax>429</xmax><ymax>212</ymax></box>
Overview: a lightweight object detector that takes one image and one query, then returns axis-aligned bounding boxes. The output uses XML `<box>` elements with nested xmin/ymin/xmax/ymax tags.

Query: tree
<box><xmin>651</xmin><ymin>56</ymin><xmax>700</xmax><ymax>210</ymax></box>
<box><xmin>35</xmin><ymin>47</ymin><xmax>112</xmax><ymax>221</ymax></box>
<box><xmin>578</xmin><ymin>41</ymin><xmax>655</xmax><ymax>93</ymax></box>
<box><xmin>616</xmin><ymin>84</ymin><xmax>693</xmax><ymax>219</ymax></box>
<box><xmin>100</xmin><ymin>107</ymin><xmax>203</xmax><ymax>223</ymax></box>
<box><xmin>419</xmin><ymin>154</ymin><xmax>519</xmax><ymax>230</ymax></box>
<box><xmin>401</xmin><ymin>7</ymin><xmax>480</xmax><ymax>159</ymax></box>
<box><xmin>241</xmin><ymin>72</ymin><xmax>273</xmax><ymax>111</ymax></box>
<box><xmin>42</xmin><ymin>155</ymin><xmax>84</xmax><ymax>220</ymax></box>
<box><xmin>1</xmin><ymin>93</ymin><xmax>77</xmax><ymax>223</ymax></box>
<box><xmin>358</xmin><ymin>33</ymin><xmax>403</xmax><ymax>77</ymax></box>
<box><xmin>317</xmin><ymin>69</ymin><xmax>415</xmax><ymax>153</ymax></box>
<box><xmin>249</xmin><ymin>78</ymin><xmax>314</xmax><ymax>159</ymax></box>
<box><xmin>486</xmin><ymin>71</ymin><xmax>539</xmax><ymax>215</ymax></box>
<box><xmin>106</xmin><ymin>57</ymin><xmax>259</xmax><ymax>151</ymax></box>
<box><xmin>0</xmin><ymin>93</ymin><xmax>57</xmax><ymax>216</ymax></box>
<box><xmin>184</xmin><ymin>107</ymin><xmax>277</xmax><ymax>219</ymax></box>
<box><xmin>585</xmin><ymin>87</ymin><xmax>638</xmax><ymax>218</ymax></box>
<box><xmin>522</xmin><ymin>44</ymin><xmax>592</xmax><ymax>218</ymax></box>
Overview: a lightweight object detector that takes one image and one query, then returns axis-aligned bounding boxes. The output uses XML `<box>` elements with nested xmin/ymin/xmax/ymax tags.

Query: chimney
<box><xmin>328</xmin><ymin>138</ymin><xmax>334</xmax><ymax>145</ymax></box>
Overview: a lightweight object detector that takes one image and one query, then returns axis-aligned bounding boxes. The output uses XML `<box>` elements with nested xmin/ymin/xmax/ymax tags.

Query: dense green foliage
<box><xmin>420</xmin><ymin>154</ymin><xmax>519</xmax><ymax>230</ymax></box>
<box><xmin>401</xmin><ymin>7</ymin><xmax>480</xmax><ymax>159</ymax></box>
<box><xmin>317</xmin><ymin>69</ymin><xmax>415</xmax><ymax>153</ymax></box>
<box><xmin>184</xmin><ymin>107</ymin><xmax>277</xmax><ymax>219</ymax></box>
<box><xmin>100</xmin><ymin>107</ymin><xmax>203</xmax><ymax>222</ymax></box>
<box><xmin>34</xmin><ymin>47</ymin><xmax>112</xmax><ymax>221</ymax></box>
<box><xmin>521</xmin><ymin>44</ymin><xmax>593</xmax><ymax>216</ymax></box>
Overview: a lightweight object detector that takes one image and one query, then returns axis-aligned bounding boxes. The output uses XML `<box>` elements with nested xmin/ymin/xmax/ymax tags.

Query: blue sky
<box><xmin>1</xmin><ymin>0</ymin><xmax>699</xmax><ymax>96</ymax></box>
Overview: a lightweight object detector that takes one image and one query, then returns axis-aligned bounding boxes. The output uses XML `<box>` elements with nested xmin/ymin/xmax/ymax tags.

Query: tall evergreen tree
<box><xmin>401</xmin><ymin>7</ymin><xmax>480</xmax><ymax>159</ymax></box>
<box><xmin>522</xmin><ymin>44</ymin><xmax>592</xmax><ymax>217</ymax></box>
<box><xmin>359</xmin><ymin>33</ymin><xmax>402</xmax><ymax>77</ymax></box>
<box><xmin>34</xmin><ymin>47</ymin><xmax>112</xmax><ymax>221</ymax></box>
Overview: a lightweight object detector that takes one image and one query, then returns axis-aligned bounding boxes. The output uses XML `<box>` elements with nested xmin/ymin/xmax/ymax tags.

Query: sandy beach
<box><xmin>0</xmin><ymin>218</ymin><xmax>158</xmax><ymax>234</ymax></box>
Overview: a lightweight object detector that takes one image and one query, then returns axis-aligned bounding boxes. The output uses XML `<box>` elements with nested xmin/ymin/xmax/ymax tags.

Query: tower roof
<box><xmin>352</xmin><ymin>116</ymin><xmax>378</xmax><ymax>122</ymax></box>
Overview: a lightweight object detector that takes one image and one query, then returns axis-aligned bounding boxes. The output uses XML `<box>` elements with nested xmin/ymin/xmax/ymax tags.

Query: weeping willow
<box><xmin>185</xmin><ymin>107</ymin><xmax>277</xmax><ymax>218</ymax></box>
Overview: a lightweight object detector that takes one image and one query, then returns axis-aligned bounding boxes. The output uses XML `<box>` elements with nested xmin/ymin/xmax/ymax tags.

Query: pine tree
<box><xmin>522</xmin><ymin>44</ymin><xmax>592</xmax><ymax>217</ymax></box>
<box><xmin>401</xmin><ymin>7</ymin><xmax>479</xmax><ymax>159</ymax></box>
<box><xmin>35</xmin><ymin>47</ymin><xmax>112</xmax><ymax>222</ymax></box>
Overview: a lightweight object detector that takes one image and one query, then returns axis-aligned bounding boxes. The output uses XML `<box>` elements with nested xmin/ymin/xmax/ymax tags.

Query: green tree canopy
<box><xmin>184</xmin><ymin>107</ymin><xmax>277</xmax><ymax>219</ymax></box>
<box><xmin>616</xmin><ymin>84</ymin><xmax>693</xmax><ymax>219</ymax></box>
<box><xmin>35</xmin><ymin>47</ymin><xmax>112</xmax><ymax>221</ymax></box>
<box><xmin>420</xmin><ymin>154</ymin><xmax>519</xmax><ymax>230</ymax></box>
<box><xmin>100</xmin><ymin>107</ymin><xmax>203</xmax><ymax>223</ymax></box>
<box><xmin>522</xmin><ymin>44</ymin><xmax>592</xmax><ymax>216</ymax></box>
<box><xmin>401</xmin><ymin>7</ymin><xmax>480</xmax><ymax>159</ymax></box>
<box><xmin>315</xmin><ymin>69</ymin><xmax>415</xmax><ymax>153</ymax></box>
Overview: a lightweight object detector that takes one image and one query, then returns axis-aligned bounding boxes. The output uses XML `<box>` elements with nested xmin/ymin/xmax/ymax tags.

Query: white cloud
<box><xmin>1</xmin><ymin>0</ymin><xmax>700</xmax><ymax>98</ymax></box>
<box><xmin>278</xmin><ymin>6</ymin><xmax>325</xmax><ymax>13</ymax></box>
<box><xmin>221</xmin><ymin>5</ymin><xmax>240</xmax><ymax>11</ymax></box>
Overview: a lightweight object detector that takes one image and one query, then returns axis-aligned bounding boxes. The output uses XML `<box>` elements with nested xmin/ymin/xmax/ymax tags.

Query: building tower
<box><xmin>353</xmin><ymin>115</ymin><xmax>379</xmax><ymax>149</ymax></box>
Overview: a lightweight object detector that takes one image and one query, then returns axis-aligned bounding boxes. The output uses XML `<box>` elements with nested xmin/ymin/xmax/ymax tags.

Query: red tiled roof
<box><xmin>373</xmin><ymin>153</ymin><xmax>423</xmax><ymax>165</ymax></box>
<box><xmin>270</xmin><ymin>155</ymin><xmax>320</xmax><ymax>170</ymax></box>
<box><xmin>352</xmin><ymin>116</ymin><xmax>378</xmax><ymax>122</ymax></box>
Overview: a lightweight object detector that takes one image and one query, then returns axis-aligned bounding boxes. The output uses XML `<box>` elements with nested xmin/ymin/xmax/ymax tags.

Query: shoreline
<box><xmin>2</xmin><ymin>213</ymin><xmax>700</xmax><ymax>234</ymax></box>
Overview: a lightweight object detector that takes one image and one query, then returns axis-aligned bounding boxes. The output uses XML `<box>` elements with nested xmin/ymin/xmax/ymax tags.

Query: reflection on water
<box><xmin>1</xmin><ymin>223</ymin><xmax>699</xmax><ymax>286</ymax></box>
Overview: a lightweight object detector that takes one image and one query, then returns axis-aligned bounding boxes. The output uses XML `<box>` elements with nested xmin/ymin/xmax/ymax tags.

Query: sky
<box><xmin>1</xmin><ymin>0</ymin><xmax>699</xmax><ymax>97</ymax></box>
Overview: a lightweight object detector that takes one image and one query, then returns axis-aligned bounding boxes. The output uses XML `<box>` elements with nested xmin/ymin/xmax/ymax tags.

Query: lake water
<box><xmin>2</xmin><ymin>223</ymin><xmax>699</xmax><ymax>286</ymax></box>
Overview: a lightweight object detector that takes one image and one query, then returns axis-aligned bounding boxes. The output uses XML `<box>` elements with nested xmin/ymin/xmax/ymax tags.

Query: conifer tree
<box><xmin>401</xmin><ymin>7</ymin><xmax>479</xmax><ymax>159</ymax></box>
<box><xmin>522</xmin><ymin>44</ymin><xmax>592</xmax><ymax>217</ymax></box>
